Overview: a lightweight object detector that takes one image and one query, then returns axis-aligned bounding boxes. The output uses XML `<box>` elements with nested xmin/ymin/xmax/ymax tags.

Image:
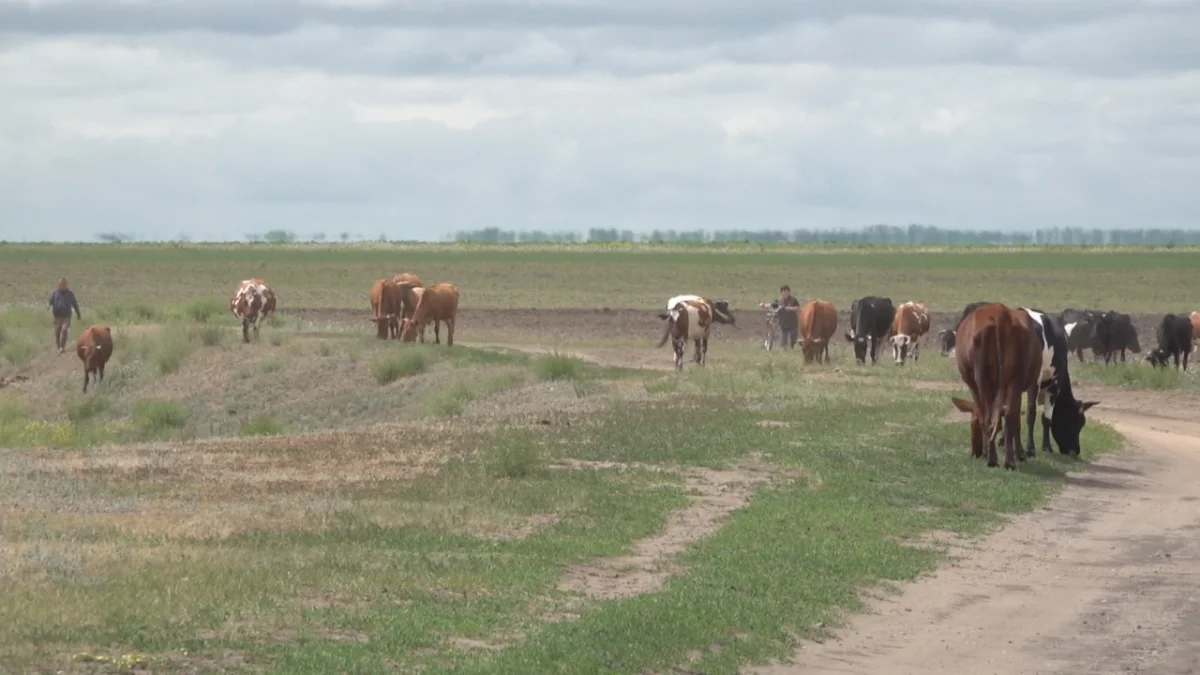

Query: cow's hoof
<box><xmin>1005</xmin><ymin>464</ymin><xmax>1017</xmax><ymax>471</ymax></box>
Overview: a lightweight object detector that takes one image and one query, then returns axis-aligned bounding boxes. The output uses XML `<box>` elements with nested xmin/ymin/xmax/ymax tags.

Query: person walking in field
<box><xmin>760</xmin><ymin>284</ymin><xmax>802</xmax><ymax>349</ymax></box>
<box><xmin>48</xmin><ymin>278</ymin><xmax>82</xmax><ymax>354</ymax></box>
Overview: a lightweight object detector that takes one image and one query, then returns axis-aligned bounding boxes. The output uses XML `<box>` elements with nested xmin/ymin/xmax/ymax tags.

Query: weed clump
<box><xmin>533</xmin><ymin>352</ymin><xmax>584</xmax><ymax>381</ymax></box>
<box><xmin>487</xmin><ymin>434</ymin><xmax>546</xmax><ymax>479</ymax></box>
<box><xmin>372</xmin><ymin>351</ymin><xmax>427</xmax><ymax>385</ymax></box>
<box><xmin>133</xmin><ymin>399</ymin><xmax>187</xmax><ymax>436</ymax></box>
<box><xmin>241</xmin><ymin>416</ymin><xmax>286</xmax><ymax>436</ymax></box>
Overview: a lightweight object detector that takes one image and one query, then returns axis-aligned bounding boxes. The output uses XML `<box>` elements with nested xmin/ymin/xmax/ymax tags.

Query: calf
<box><xmin>949</xmin><ymin>303</ymin><xmax>1042</xmax><ymax>470</ymax></box>
<box><xmin>76</xmin><ymin>325</ymin><xmax>114</xmax><ymax>393</ymax></box>
<box><xmin>1059</xmin><ymin>308</ymin><xmax>1099</xmax><ymax>362</ymax></box>
<box><xmin>1091</xmin><ymin>310</ymin><xmax>1141</xmax><ymax>364</ymax></box>
<box><xmin>938</xmin><ymin>301</ymin><xmax>995</xmax><ymax>357</ymax></box>
<box><xmin>369</xmin><ymin>278</ymin><xmax>402</xmax><ymax>339</ymax></box>
<box><xmin>844</xmin><ymin>296</ymin><xmax>896</xmax><ymax>365</ymax></box>
<box><xmin>1018</xmin><ymin>308</ymin><xmax>1098</xmax><ymax>457</ymax></box>
<box><xmin>798</xmin><ymin>300</ymin><xmax>837</xmax><ymax>364</ymax></box>
<box><xmin>400</xmin><ymin>282</ymin><xmax>459</xmax><ymax>346</ymax></box>
<box><xmin>230</xmin><ymin>278</ymin><xmax>277</xmax><ymax>343</ymax></box>
<box><xmin>657</xmin><ymin>297</ymin><xmax>713</xmax><ymax>371</ymax></box>
<box><xmin>888</xmin><ymin>301</ymin><xmax>930</xmax><ymax>365</ymax></box>
<box><xmin>1146</xmin><ymin>313</ymin><xmax>1193</xmax><ymax>371</ymax></box>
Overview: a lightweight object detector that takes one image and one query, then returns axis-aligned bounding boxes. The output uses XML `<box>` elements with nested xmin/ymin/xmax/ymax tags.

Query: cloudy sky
<box><xmin>1</xmin><ymin>0</ymin><xmax>1198</xmax><ymax>242</ymax></box>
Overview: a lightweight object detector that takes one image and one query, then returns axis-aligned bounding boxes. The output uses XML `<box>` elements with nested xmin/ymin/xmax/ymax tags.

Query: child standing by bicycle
<box><xmin>759</xmin><ymin>285</ymin><xmax>801</xmax><ymax>349</ymax></box>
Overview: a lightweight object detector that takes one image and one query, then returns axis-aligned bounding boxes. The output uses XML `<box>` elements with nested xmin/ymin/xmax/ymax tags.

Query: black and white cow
<box><xmin>1146</xmin><ymin>313</ymin><xmax>1193</xmax><ymax>371</ymax></box>
<box><xmin>1018</xmin><ymin>307</ymin><xmax>1099</xmax><ymax>457</ymax></box>
<box><xmin>938</xmin><ymin>301</ymin><xmax>996</xmax><ymax>357</ymax></box>
<box><xmin>1091</xmin><ymin>310</ymin><xmax>1141</xmax><ymax>364</ymax></box>
<box><xmin>844</xmin><ymin>296</ymin><xmax>895</xmax><ymax>365</ymax></box>
<box><xmin>1058</xmin><ymin>308</ymin><xmax>1099</xmax><ymax>362</ymax></box>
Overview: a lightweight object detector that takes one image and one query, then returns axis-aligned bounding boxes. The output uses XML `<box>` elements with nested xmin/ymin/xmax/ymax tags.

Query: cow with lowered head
<box><xmin>1146</xmin><ymin>313</ymin><xmax>1193</xmax><ymax>371</ymax></box>
<box><xmin>1017</xmin><ymin>307</ymin><xmax>1099</xmax><ymax>457</ymax></box>
<box><xmin>844</xmin><ymin>296</ymin><xmax>895</xmax><ymax>365</ymax></box>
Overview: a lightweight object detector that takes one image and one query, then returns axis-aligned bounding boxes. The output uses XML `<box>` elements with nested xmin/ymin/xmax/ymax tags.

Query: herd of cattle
<box><xmin>73</xmin><ymin>273</ymin><xmax>458</xmax><ymax>392</ymax></box>
<box><xmin>658</xmin><ymin>294</ymin><xmax>1198</xmax><ymax>470</ymax></box>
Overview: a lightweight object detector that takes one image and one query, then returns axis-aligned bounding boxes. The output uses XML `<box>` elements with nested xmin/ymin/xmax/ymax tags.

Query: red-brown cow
<box><xmin>400</xmin><ymin>282</ymin><xmax>459</xmax><ymax>346</ymax></box>
<box><xmin>392</xmin><ymin>272</ymin><xmax>424</xmax><ymax>324</ymax></box>
<box><xmin>230</xmin><ymin>278</ymin><xmax>277</xmax><ymax>343</ymax></box>
<box><xmin>888</xmin><ymin>301</ymin><xmax>930</xmax><ymax>365</ymax></box>
<box><xmin>369</xmin><ymin>278</ymin><xmax>402</xmax><ymax>339</ymax></box>
<box><xmin>76</xmin><ymin>324</ymin><xmax>113</xmax><ymax>393</ymax></box>
<box><xmin>949</xmin><ymin>303</ymin><xmax>1043</xmax><ymax>470</ymax></box>
<box><xmin>798</xmin><ymin>300</ymin><xmax>837</xmax><ymax>364</ymax></box>
<box><xmin>1191</xmin><ymin>312</ymin><xmax>1200</xmax><ymax>349</ymax></box>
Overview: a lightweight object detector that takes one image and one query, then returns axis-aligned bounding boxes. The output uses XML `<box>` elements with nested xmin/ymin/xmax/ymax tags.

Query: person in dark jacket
<box><xmin>48</xmin><ymin>278</ymin><xmax>82</xmax><ymax>354</ymax></box>
<box><xmin>759</xmin><ymin>285</ymin><xmax>802</xmax><ymax>348</ymax></box>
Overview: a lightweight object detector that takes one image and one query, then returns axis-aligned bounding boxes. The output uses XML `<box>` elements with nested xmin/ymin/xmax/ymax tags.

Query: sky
<box><xmin>1</xmin><ymin>0</ymin><xmax>1199</xmax><ymax>242</ymax></box>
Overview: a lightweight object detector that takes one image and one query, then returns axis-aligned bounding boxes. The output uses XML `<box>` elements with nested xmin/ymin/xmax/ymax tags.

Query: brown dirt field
<box><xmin>284</xmin><ymin>307</ymin><xmax>1170</xmax><ymax>354</ymax></box>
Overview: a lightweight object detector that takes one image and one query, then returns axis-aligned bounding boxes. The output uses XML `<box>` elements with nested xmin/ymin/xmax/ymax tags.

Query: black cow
<box><xmin>1017</xmin><ymin>307</ymin><xmax>1099</xmax><ymax>457</ymax></box>
<box><xmin>1146</xmin><ymin>313</ymin><xmax>1193</xmax><ymax>370</ymax></box>
<box><xmin>1091</xmin><ymin>310</ymin><xmax>1141</xmax><ymax>364</ymax></box>
<box><xmin>938</xmin><ymin>301</ymin><xmax>995</xmax><ymax>357</ymax></box>
<box><xmin>844</xmin><ymin>296</ymin><xmax>895</xmax><ymax>365</ymax></box>
<box><xmin>1059</xmin><ymin>308</ymin><xmax>1099</xmax><ymax>362</ymax></box>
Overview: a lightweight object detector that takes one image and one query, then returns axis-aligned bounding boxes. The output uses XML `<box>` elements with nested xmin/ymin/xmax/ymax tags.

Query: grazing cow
<box><xmin>369</xmin><ymin>278</ymin><xmax>402</xmax><ymax>340</ymax></box>
<box><xmin>1146</xmin><ymin>313</ymin><xmax>1193</xmax><ymax>371</ymax></box>
<box><xmin>666</xmin><ymin>295</ymin><xmax>736</xmax><ymax>326</ymax></box>
<box><xmin>938</xmin><ymin>301</ymin><xmax>997</xmax><ymax>358</ymax></box>
<box><xmin>1191</xmin><ymin>312</ymin><xmax>1200</xmax><ymax>349</ymax></box>
<box><xmin>798</xmin><ymin>300</ymin><xmax>837</xmax><ymax>364</ymax></box>
<box><xmin>657</xmin><ymin>297</ymin><xmax>714</xmax><ymax>371</ymax></box>
<box><xmin>1058</xmin><ymin>308</ymin><xmax>1100</xmax><ymax>362</ymax></box>
<box><xmin>392</xmin><ymin>272</ymin><xmax>423</xmax><ymax>323</ymax></box>
<box><xmin>76</xmin><ymin>324</ymin><xmax>113</xmax><ymax>393</ymax></box>
<box><xmin>844</xmin><ymin>296</ymin><xmax>896</xmax><ymax>365</ymax></box>
<box><xmin>949</xmin><ymin>303</ymin><xmax>1041</xmax><ymax>470</ymax></box>
<box><xmin>1018</xmin><ymin>308</ymin><xmax>1099</xmax><ymax>457</ymax></box>
<box><xmin>1091</xmin><ymin>310</ymin><xmax>1141</xmax><ymax>364</ymax></box>
<box><xmin>888</xmin><ymin>301</ymin><xmax>931</xmax><ymax>365</ymax></box>
<box><xmin>229</xmin><ymin>278</ymin><xmax>277</xmax><ymax>343</ymax></box>
<box><xmin>399</xmin><ymin>282</ymin><xmax>459</xmax><ymax>346</ymax></box>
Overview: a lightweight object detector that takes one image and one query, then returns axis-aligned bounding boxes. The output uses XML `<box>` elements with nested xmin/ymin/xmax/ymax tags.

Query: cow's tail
<box><xmin>656</xmin><ymin>314</ymin><xmax>673</xmax><ymax>348</ymax></box>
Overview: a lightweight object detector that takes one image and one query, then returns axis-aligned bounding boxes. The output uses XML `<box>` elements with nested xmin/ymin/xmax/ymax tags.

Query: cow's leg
<box><xmin>1184</xmin><ymin>350</ymin><xmax>1189</xmax><ymax>371</ymax></box>
<box><xmin>82</xmin><ymin>368</ymin><xmax>89</xmax><ymax>393</ymax></box>
<box><xmin>98</xmin><ymin>361</ymin><xmax>105</xmax><ymax>384</ymax></box>
<box><xmin>693</xmin><ymin>338</ymin><xmax>702</xmax><ymax>364</ymax></box>
<box><xmin>701</xmin><ymin>337</ymin><xmax>708</xmax><ymax>366</ymax></box>
<box><xmin>242</xmin><ymin>318</ymin><xmax>251</xmax><ymax>343</ymax></box>
<box><xmin>1025</xmin><ymin>387</ymin><xmax>1037</xmax><ymax>459</ymax></box>
<box><xmin>969</xmin><ymin>416</ymin><xmax>984</xmax><ymax>460</ymax></box>
<box><xmin>673</xmin><ymin>336</ymin><xmax>685</xmax><ymax>371</ymax></box>
<box><xmin>446</xmin><ymin>318</ymin><xmax>455</xmax><ymax>347</ymax></box>
<box><xmin>434</xmin><ymin>319</ymin><xmax>441</xmax><ymax>344</ymax></box>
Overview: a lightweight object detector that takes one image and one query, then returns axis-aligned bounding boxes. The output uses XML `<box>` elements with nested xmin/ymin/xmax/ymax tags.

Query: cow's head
<box><xmin>710</xmin><ymin>300</ymin><xmax>736</xmax><ymax>327</ymax></box>
<box><xmin>1146</xmin><ymin>348</ymin><xmax>1170</xmax><ymax>368</ymax></box>
<box><xmin>889</xmin><ymin>333</ymin><xmax>913</xmax><ymax>365</ymax></box>
<box><xmin>400</xmin><ymin>317</ymin><xmax>420</xmax><ymax>342</ymax></box>
<box><xmin>938</xmin><ymin>329</ymin><xmax>956</xmax><ymax>357</ymax></box>
<box><xmin>1044</xmin><ymin>394</ymin><xmax>1099</xmax><ymax>457</ymax></box>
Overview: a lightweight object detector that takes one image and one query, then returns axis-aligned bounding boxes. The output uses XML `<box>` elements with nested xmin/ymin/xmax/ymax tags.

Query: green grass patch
<box><xmin>189</xmin><ymin>323</ymin><xmax>226</xmax><ymax>347</ymax></box>
<box><xmin>240</xmin><ymin>416</ymin><xmax>287</xmax><ymax>437</ymax></box>
<box><xmin>132</xmin><ymin>399</ymin><xmax>187</xmax><ymax>437</ymax></box>
<box><xmin>66</xmin><ymin>396</ymin><xmax>110</xmax><ymax>423</ymax></box>
<box><xmin>430</xmin><ymin>381</ymin><xmax>475</xmax><ymax>417</ymax></box>
<box><xmin>1074</xmin><ymin>361</ymin><xmax>1194</xmax><ymax>391</ymax></box>
<box><xmin>372</xmin><ymin>350</ymin><xmax>428</xmax><ymax>384</ymax></box>
<box><xmin>533</xmin><ymin>352</ymin><xmax>585</xmax><ymax>381</ymax></box>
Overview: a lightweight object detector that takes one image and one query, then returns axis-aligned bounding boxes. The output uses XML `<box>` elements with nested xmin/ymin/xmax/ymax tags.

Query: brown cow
<box><xmin>949</xmin><ymin>303</ymin><xmax>1043</xmax><ymax>470</ymax></box>
<box><xmin>400</xmin><ymin>282</ymin><xmax>458</xmax><ymax>346</ymax></box>
<box><xmin>369</xmin><ymin>278</ymin><xmax>402</xmax><ymax>339</ymax></box>
<box><xmin>229</xmin><ymin>278</ymin><xmax>277</xmax><ymax>343</ymax></box>
<box><xmin>392</xmin><ymin>272</ymin><xmax>424</xmax><ymax>323</ymax></box>
<box><xmin>798</xmin><ymin>300</ymin><xmax>837</xmax><ymax>364</ymax></box>
<box><xmin>76</xmin><ymin>324</ymin><xmax>113</xmax><ymax>393</ymax></box>
<box><xmin>657</xmin><ymin>297</ymin><xmax>713</xmax><ymax>371</ymax></box>
<box><xmin>888</xmin><ymin>301</ymin><xmax>931</xmax><ymax>365</ymax></box>
<box><xmin>1191</xmin><ymin>312</ymin><xmax>1200</xmax><ymax>349</ymax></box>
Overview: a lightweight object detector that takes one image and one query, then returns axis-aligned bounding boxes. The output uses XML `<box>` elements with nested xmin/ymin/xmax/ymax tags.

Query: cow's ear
<box><xmin>1079</xmin><ymin>400</ymin><xmax>1099</xmax><ymax>412</ymax></box>
<box><xmin>950</xmin><ymin>397</ymin><xmax>977</xmax><ymax>415</ymax></box>
<box><xmin>657</xmin><ymin>313</ymin><xmax>670</xmax><ymax>320</ymax></box>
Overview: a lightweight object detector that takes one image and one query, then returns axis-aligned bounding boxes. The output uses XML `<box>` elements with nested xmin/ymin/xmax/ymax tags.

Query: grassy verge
<box><xmin>0</xmin><ymin>370</ymin><xmax>1123</xmax><ymax>673</ymax></box>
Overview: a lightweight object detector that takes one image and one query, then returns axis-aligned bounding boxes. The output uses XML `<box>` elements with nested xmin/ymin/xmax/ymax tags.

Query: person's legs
<box><xmin>53</xmin><ymin>316</ymin><xmax>70</xmax><ymax>352</ymax></box>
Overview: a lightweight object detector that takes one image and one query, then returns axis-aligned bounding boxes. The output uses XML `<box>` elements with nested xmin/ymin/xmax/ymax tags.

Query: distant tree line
<box><xmin>452</xmin><ymin>225</ymin><xmax>1200</xmax><ymax>246</ymax></box>
<box><xmin>86</xmin><ymin>224</ymin><xmax>1200</xmax><ymax>246</ymax></box>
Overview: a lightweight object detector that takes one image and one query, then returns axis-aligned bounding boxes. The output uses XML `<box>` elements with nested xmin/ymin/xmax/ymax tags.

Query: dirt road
<box><xmin>481</xmin><ymin>342</ymin><xmax>1200</xmax><ymax>675</ymax></box>
<box><xmin>745</xmin><ymin>399</ymin><xmax>1200</xmax><ymax>675</ymax></box>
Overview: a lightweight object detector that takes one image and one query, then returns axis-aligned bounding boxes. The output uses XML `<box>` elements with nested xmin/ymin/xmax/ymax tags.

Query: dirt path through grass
<box><xmin>484</xmin><ymin>341</ymin><xmax>1200</xmax><ymax>674</ymax></box>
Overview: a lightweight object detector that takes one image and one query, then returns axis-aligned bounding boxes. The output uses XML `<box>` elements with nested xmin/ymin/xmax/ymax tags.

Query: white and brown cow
<box><xmin>657</xmin><ymin>297</ymin><xmax>715</xmax><ymax>371</ymax></box>
<box><xmin>230</xmin><ymin>278</ymin><xmax>277</xmax><ymax>343</ymax></box>
<box><xmin>888</xmin><ymin>301</ymin><xmax>931</xmax><ymax>365</ymax></box>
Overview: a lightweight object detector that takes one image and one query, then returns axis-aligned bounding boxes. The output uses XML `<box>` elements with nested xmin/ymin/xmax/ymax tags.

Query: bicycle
<box><xmin>762</xmin><ymin>301</ymin><xmax>782</xmax><ymax>351</ymax></box>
